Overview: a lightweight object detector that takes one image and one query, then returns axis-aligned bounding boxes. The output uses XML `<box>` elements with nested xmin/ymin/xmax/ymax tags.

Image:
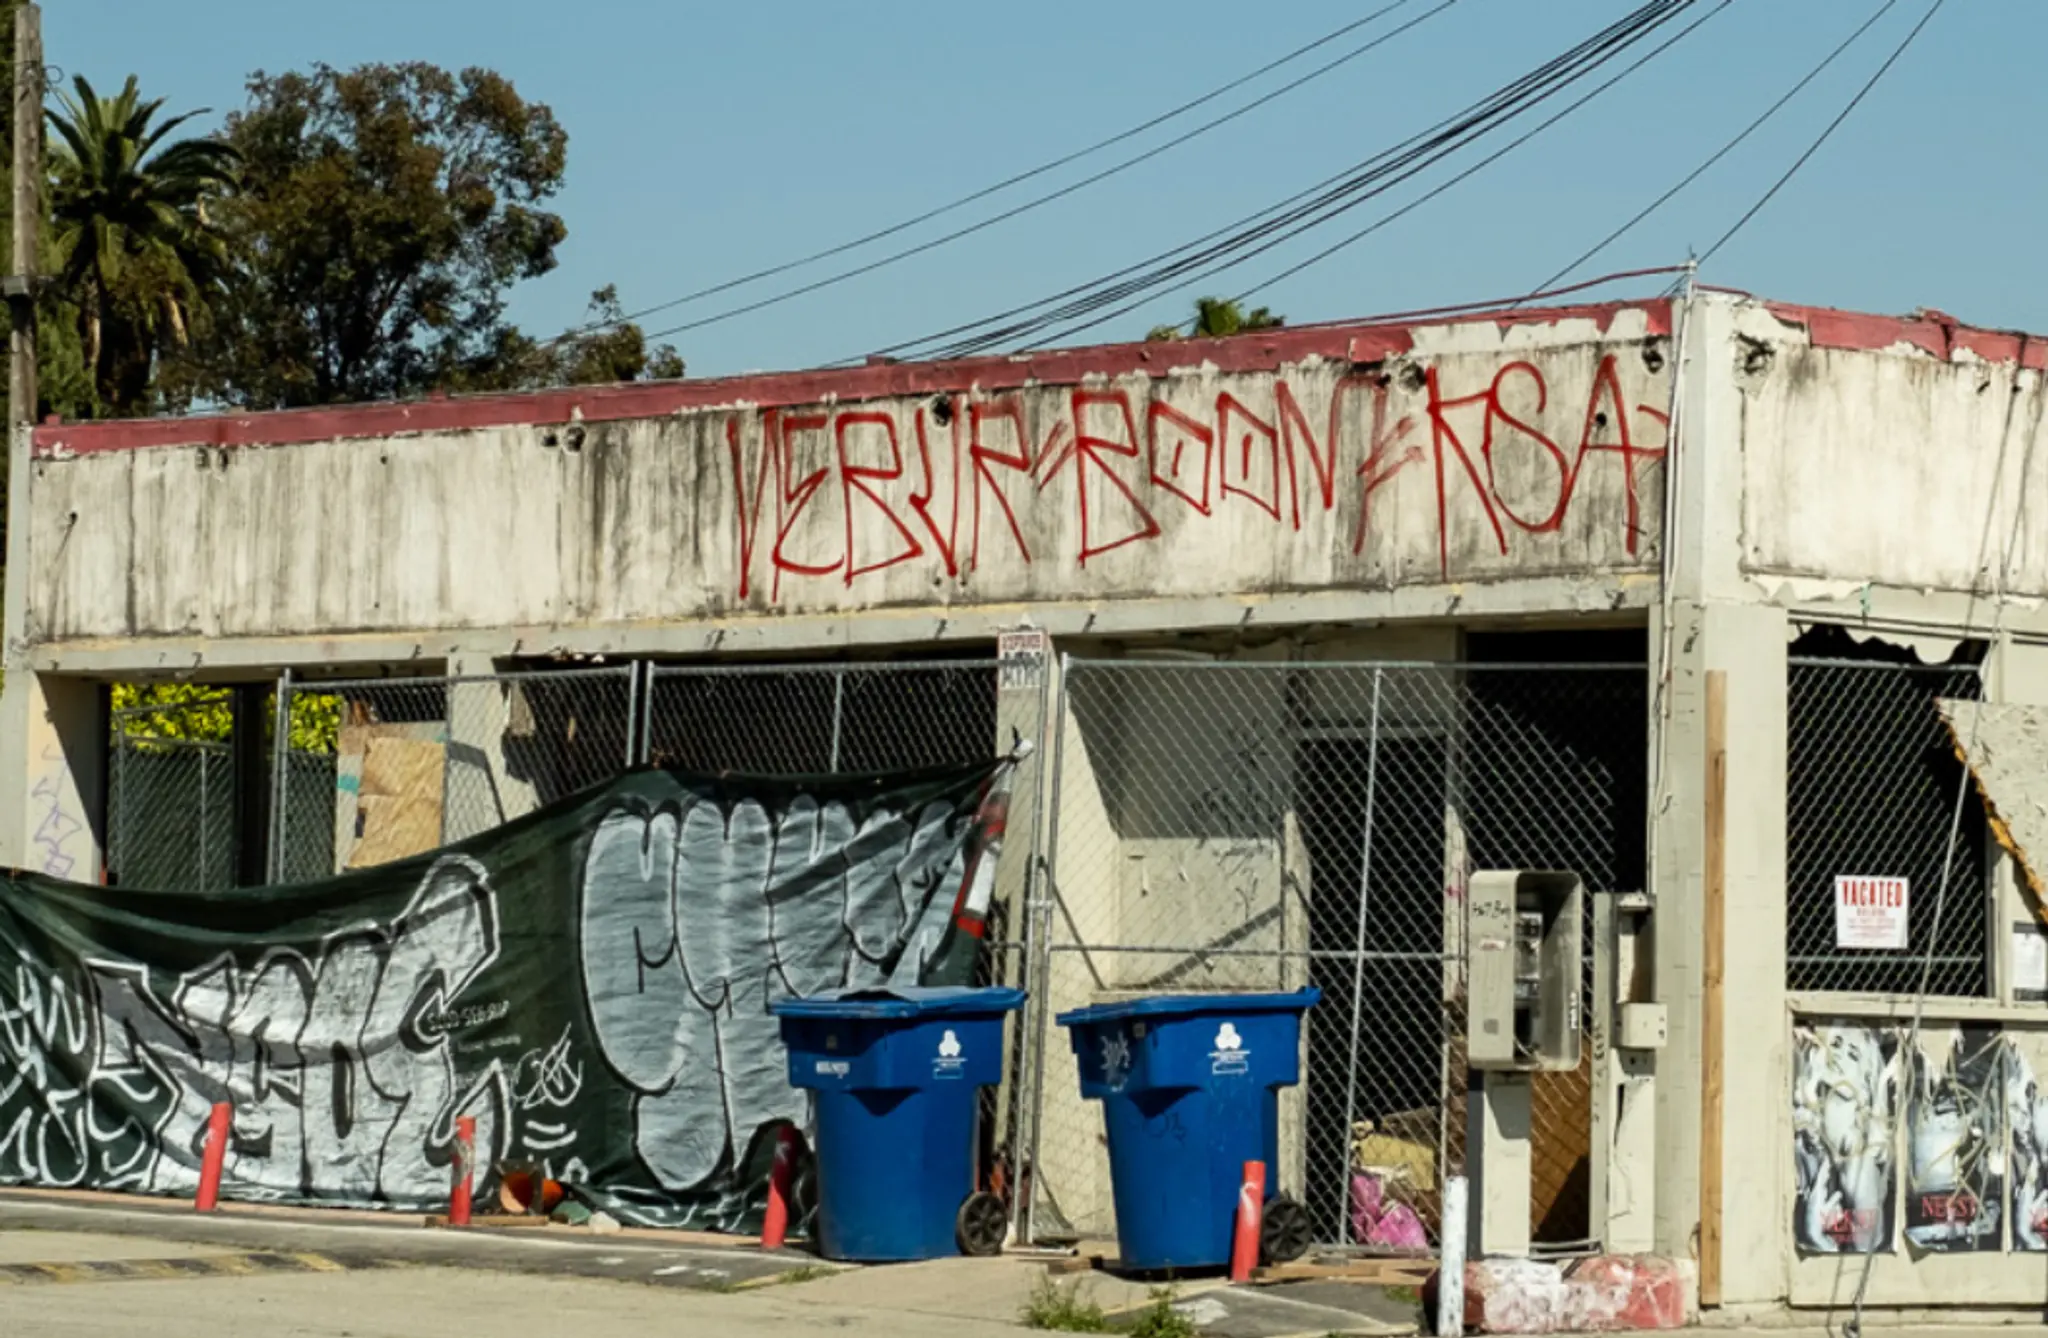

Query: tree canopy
<box><xmin>1147</xmin><ymin>296</ymin><xmax>1286</xmax><ymax>342</ymax></box>
<box><xmin>23</xmin><ymin>58</ymin><xmax>682</xmax><ymax>420</ymax></box>
<box><xmin>46</xmin><ymin>75</ymin><xmax>239</xmax><ymax>416</ymax></box>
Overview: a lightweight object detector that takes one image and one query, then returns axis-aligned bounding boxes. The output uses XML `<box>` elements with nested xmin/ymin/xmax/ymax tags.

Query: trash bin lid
<box><xmin>771</xmin><ymin>985</ymin><xmax>1027</xmax><ymax>1020</ymax></box>
<box><xmin>1055</xmin><ymin>987</ymin><xmax>1320</xmax><ymax>1028</ymax></box>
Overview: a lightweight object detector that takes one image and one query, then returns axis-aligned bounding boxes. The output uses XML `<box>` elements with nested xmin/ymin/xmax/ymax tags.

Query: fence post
<box><xmin>1334</xmin><ymin>668</ymin><xmax>1384</xmax><ymax>1243</ymax></box>
<box><xmin>1015</xmin><ymin>652</ymin><xmax>1072</xmax><ymax>1247</ymax></box>
<box><xmin>626</xmin><ymin>661</ymin><xmax>646</xmax><ymax>767</ymax></box>
<box><xmin>266</xmin><ymin>669</ymin><xmax>292</xmax><ymax>885</ymax></box>
<box><xmin>827</xmin><ymin>668</ymin><xmax>846</xmax><ymax>773</ymax></box>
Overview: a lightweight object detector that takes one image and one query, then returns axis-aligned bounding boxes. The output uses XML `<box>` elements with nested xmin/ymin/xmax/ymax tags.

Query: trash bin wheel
<box><xmin>956</xmin><ymin>1191</ymin><xmax>1009</xmax><ymax>1257</ymax></box>
<box><xmin>1260</xmin><ymin>1194</ymin><xmax>1312</xmax><ymax>1265</ymax></box>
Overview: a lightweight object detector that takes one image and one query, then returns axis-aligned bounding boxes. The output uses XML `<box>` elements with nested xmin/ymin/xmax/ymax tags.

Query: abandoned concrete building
<box><xmin>3</xmin><ymin>289</ymin><xmax>2045</xmax><ymax>1317</ymax></box>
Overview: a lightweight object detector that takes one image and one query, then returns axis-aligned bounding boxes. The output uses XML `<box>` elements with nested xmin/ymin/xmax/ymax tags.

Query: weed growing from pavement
<box><xmin>1123</xmin><ymin>1288</ymin><xmax>1196</xmax><ymax>1338</ymax></box>
<box><xmin>772</xmin><ymin>1264</ymin><xmax>833</xmax><ymax>1286</ymax></box>
<box><xmin>1020</xmin><ymin>1275</ymin><xmax>1109</xmax><ymax>1331</ymax></box>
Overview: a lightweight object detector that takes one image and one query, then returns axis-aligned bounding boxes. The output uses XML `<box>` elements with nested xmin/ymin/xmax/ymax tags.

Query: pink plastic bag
<box><xmin>1351</xmin><ymin>1171</ymin><xmax>1429</xmax><ymax>1250</ymax></box>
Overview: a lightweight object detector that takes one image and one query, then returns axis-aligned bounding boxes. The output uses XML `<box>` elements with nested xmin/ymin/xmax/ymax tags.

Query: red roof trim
<box><xmin>32</xmin><ymin>299</ymin><xmax>1668</xmax><ymax>457</ymax></box>
<box><xmin>1764</xmin><ymin>301</ymin><xmax>2048</xmax><ymax>372</ymax></box>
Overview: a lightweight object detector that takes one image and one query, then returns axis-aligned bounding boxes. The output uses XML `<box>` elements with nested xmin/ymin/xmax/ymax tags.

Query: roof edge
<box><xmin>33</xmin><ymin>298</ymin><xmax>1668</xmax><ymax>456</ymax></box>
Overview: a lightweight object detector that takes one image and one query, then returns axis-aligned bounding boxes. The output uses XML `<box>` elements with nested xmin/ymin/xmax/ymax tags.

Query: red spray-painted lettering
<box><xmin>725</xmin><ymin>354</ymin><xmax>1668</xmax><ymax>601</ymax></box>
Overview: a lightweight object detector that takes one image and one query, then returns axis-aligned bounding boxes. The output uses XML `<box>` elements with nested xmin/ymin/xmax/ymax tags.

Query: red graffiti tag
<box><xmin>1069</xmin><ymin>390</ymin><xmax>1159</xmax><ymax>565</ymax></box>
<box><xmin>836</xmin><ymin>412</ymin><xmax>923</xmax><ymax>584</ymax></box>
<box><xmin>725</xmin><ymin>354</ymin><xmax>1668</xmax><ymax>598</ymax></box>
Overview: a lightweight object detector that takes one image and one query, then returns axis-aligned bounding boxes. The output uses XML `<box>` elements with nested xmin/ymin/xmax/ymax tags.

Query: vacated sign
<box><xmin>1834</xmin><ymin>875</ymin><xmax>1910</xmax><ymax>951</ymax></box>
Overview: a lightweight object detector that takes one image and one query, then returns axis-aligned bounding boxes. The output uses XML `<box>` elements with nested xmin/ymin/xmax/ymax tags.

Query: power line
<box><xmin>1698</xmin><ymin>0</ymin><xmax>1946</xmax><ymax>266</ymax></box>
<box><xmin>594</xmin><ymin>0</ymin><xmax>1457</xmax><ymax>348</ymax></box>
<box><xmin>1161</xmin><ymin>0</ymin><xmax>1737</xmax><ymax>344</ymax></box>
<box><xmin>1004</xmin><ymin>0</ymin><xmax>1727</xmax><ymax>353</ymax></box>
<box><xmin>1521</xmin><ymin>0</ymin><xmax>1899</xmax><ymax>299</ymax></box>
<box><xmin>549</xmin><ymin>1</ymin><xmax>1425</xmax><ymax>343</ymax></box>
<box><xmin>915</xmin><ymin>1</ymin><xmax>1696</xmax><ymax>356</ymax></box>
<box><xmin>884</xmin><ymin>0</ymin><xmax>1699</xmax><ymax>361</ymax></box>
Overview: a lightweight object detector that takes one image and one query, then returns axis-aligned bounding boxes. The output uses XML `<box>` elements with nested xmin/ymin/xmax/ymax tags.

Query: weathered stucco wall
<box><xmin>1738</xmin><ymin>303</ymin><xmax>2048</xmax><ymax>601</ymax></box>
<box><xmin>24</xmin><ymin>308</ymin><xmax>1671</xmax><ymax>647</ymax></box>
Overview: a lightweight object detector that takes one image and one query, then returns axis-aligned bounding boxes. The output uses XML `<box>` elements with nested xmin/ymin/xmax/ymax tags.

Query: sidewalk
<box><xmin>0</xmin><ymin>1188</ymin><xmax>1420</xmax><ymax>1335</ymax></box>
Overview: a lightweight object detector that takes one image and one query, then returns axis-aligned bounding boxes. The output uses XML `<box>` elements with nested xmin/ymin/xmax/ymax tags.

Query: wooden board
<box><xmin>1699</xmin><ymin>669</ymin><xmax>1727</xmax><ymax>1306</ymax></box>
<box><xmin>1250</xmin><ymin>1258</ymin><xmax>1434</xmax><ymax>1286</ymax></box>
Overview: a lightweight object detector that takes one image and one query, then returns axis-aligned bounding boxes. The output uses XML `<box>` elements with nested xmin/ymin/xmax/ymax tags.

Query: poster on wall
<box><xmin>1902</xmin><ymin>1026</ymin><xmax>2003</xmax><ymax>1250</ymax></box>
<box><xmin>1792</xmin><ymin>1020</ymin><xmax>1899</xmax><ymax>1254</ymax></box>
<box><xmin>2003</xmin><ymin>1032</ymin><xmax>2048</xmax><ymax>1250</ymax></box>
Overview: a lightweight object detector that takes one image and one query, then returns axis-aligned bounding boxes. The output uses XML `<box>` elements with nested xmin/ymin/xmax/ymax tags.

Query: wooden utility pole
<box><xmin>6</xmin><ymin>2</ymin><xmax>39</xmax><ymax>432</ymax></box>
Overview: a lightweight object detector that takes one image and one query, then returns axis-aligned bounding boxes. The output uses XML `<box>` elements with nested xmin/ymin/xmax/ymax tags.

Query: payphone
<box><xmin>1468</xmin><ymin>870</ymin><xmax>1583</xmax><ymax>1071</ymax></box>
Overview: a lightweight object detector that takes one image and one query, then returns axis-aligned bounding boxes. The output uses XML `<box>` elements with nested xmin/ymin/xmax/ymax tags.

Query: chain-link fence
<box><xmin>644</xmin><ymin>660</ymin><xmax>1000</xmax><ymax>775</ymax></box>
<box><xmin>1018</xmin><ymin>659</ymin><xmax>1646</xmax><ymax>1254</ymax></box>
<box><xmin>270</xmin><ymin>666</ymin><xmax>636</xmax><ymax>882</ymax></box>
<box><xmin>1786</xmin><ymin>657</ymin><xmax>1989</xmax><ymax>997</ymax></box>
<box><xmin>108</xmin><ymin>690</ymin><xmax>242</xmax><ymax>892</ymax></box>
<box><xmin>644</xmin><ymin>657</ymin><xmax>1032</xmax><ymax>1194</ymax></box>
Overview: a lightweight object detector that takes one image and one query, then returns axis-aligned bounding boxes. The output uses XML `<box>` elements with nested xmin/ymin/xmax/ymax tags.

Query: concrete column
<box><xmin>1639</xmin><ymin>294</ymin><xmax>1793</xmax><ymax>1302</ymax></box>
<box><xmin>1989</xmin><ymin>635</ymin><xmax>2048</xmax><ymax>1003</ymax></box>
<box><xmin>443</xmin><ymin>652</ymin><xmax>538</xmax><ymax>842</ymax></box>
<box><xmin>1649</xmin><ymin>600</ymin><xmax>1789</xmax><ymax>1301</ymax></box>
<box><xmin>0</xmin><ymin>670</ymin><xmax>106</xmax><ymax>882</ymax></box>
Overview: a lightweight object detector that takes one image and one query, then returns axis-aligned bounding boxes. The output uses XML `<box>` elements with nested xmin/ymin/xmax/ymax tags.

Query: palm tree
<box><xmin>1147</xmin><ymin>296</ymin><xmax>1286</xmax><ymax>342</ymax></box>
<box><xmin>46</xmin><ymin>75</ymin><xmax>238</xmax><ymax>414</ymax></box>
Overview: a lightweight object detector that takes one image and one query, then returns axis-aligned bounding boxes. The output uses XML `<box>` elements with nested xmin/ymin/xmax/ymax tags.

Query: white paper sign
<box><xmin>2014</xmin><ymin>921</ymin><xmax>2048</xmax><ymax>1001</ymax></box>
<box><xmin>1834</xmin><ymin>875</ymin><xmax>1909</xmax><ymax>951</ymax></box>
<box><xmin>998</xmin><ymin>628</ymin><xmax>1048</xmax><ymax>692</ymax></box>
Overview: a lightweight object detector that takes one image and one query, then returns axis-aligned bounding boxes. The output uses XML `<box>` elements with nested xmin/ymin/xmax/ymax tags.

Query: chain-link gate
<box><xmin>108</xmin><ymin>690</ymin><xmax>242</xmax><ymax>891</ymax></box>
<box><xmin>642</xmin><ymin>657</ymin><xmax>1035</xmax><ymax>1193</ymax></box>
<box><xmin>1017</xmin><ymin>659</ymin><xmax>1647</xmax><ymax>1254</ymax></box>
<box><xmin>270</xmin><ymin>667</ymin><xmax>636</xmax><ymax>882</ymax></box>
<box><xmin>1786</xmin><ymin>657</ymin><xmax>1990</xmax><ymax>997</ymax></box>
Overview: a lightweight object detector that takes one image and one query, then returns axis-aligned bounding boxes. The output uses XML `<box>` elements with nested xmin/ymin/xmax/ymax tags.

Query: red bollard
<box><xmin>760</xmin><ymin>1125</ymin><xmax>799</xmax><ymax>1250</ymax></box>
<box><xmin>449</xmin><ymin>1116</ymin><xmax>477</xmax><ymax>1227</ymax></box>
<box><xmin>1229</xmin><ymin>1160</ymin><xmax>1266</xmax><ymax>1283</ymax></box>
<box><xmin>194</xmin><ymin>1101</ymin><xmax>231</xmax><ymax>1213</ymax></box>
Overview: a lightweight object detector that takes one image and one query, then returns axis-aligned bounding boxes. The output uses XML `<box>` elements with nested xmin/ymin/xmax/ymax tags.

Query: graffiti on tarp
<box><xmin>0</xmin><ymin>762</ymin><xmax>1004</xmax><ymax>1226</ymax></box>
<box><xmin>0</xmin><ymin>858</ymin><xmax>506</xmax><ymax>1204</ymax></box>
<box><xmin>579</xmin><ymin>795</ymin><xmax>965</xmax><ymax>1192</ymax></box>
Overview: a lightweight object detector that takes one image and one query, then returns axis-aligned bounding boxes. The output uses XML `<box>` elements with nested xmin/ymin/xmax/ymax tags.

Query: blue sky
<box><xmin>51</xmin><ymin>1</ymin><xmax>2031</xmax><ymax>379</ymax></box>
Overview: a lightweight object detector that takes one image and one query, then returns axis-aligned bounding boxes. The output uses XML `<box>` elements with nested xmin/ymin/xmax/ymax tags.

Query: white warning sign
<box><xmin>1834</xmin><ymin>875</ymin><xmax>1909</xmax><ymax>951</ymax></box>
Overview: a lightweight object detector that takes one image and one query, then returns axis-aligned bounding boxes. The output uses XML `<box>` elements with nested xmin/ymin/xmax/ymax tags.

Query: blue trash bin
<box><xmin>1057</xmin><ymin>989</ymin><xmax>1320</xmax><ymax>1271</ymax></box>
<box><xmin>774</xmin><ymin>985</ymin><xmax>1025</xmax><ymax>1262</ymax></box>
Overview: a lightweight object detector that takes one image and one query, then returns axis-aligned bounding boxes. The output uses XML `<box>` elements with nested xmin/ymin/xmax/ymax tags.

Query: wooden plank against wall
<box><xmin>1700</xmin><ymin>670</ymin><xmax>1727</xmax><ymax>1307</ymax></box>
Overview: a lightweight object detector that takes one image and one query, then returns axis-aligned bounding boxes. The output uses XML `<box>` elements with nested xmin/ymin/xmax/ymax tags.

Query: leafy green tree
<box><xmin>113</xmin><ymin>682</ymin><xmax>341</xmax><ymax>754</ymax></box>
<box><xmin>548</xmin><ymin>285</ymin><xmax>685</xmax><ymax>385</ymax></box>
<box><xmin>1146</xmin><ymin>296</ymin><xmax>1285</xmax><ymax>342</ymax></box>
<box><xmin>190</xmin><ymin>62</ymin><xmax>570</xmax><ymax>409</ymax></box>
<box><xmin>458</xmin><ymin>285</ymin><xmax>685</xmax><ymax>392</ymax></box>
<box><xmin>45</xmin><ymin>75</ymin><xmax>238</xmax><ymax>415</ymax></box>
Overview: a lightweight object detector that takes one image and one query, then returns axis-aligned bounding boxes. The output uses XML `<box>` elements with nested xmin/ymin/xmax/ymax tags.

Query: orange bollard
<box><xmin>194</xmin><ymin>1101</ymin><xmax>231</xmax><ymax>1213</ymax></box>
<box><xmin>760</xmin><ymin>1125</ymin><xmax>799</xmax><ymax>1250</ymax></box>
<box><xmin>449</xmin><ymin>1116</ymin><xmax>477</xmax><ymax>1227</ymax></box>
<box><xmin>1229</xmin><ymin>1160</ymin><xmax>1266</xmax><ymax>1283</ymax></box>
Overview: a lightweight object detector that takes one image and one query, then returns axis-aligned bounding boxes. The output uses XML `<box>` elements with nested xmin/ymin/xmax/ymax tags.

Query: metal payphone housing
<box><xmin>1467</xmin><ymin>870</ymin><xmax>1583</xmax><ymax>1071</ymax></box>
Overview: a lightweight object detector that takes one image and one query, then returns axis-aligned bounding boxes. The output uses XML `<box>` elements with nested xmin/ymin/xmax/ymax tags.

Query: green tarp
<box><xmin>0</xmin><ymin>758</ymin><xmax>1011</xmax><ymax>1228</ymax></box>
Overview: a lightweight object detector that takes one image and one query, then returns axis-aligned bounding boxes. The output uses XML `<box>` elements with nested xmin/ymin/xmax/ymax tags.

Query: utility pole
<box><xmin>6</xmin><ymin>1</ymin><xmax>38</xmax><ymax>435</ymax></box>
